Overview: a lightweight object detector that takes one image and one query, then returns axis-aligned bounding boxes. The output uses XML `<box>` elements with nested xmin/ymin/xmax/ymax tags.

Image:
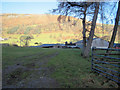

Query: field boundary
<box><xmin>91</xmin><ymin>47</ymin><xmax>120</xmax><ymax>84</ymax></box>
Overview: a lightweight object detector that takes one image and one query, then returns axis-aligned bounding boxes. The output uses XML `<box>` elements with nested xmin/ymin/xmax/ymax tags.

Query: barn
<box><xmin>75</xmin><ymin>38</ymin><xmax>109</xmax><ymax>48</ymax></box>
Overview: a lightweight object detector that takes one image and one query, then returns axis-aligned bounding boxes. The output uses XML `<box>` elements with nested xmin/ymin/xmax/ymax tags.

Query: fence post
<box><xmin>91</xmin><ymin>47</ymin><xmax>95</xmax><ymax>71</ymax></box>
<box><xmin>118</xmin><ymin>50</ymin><xmax>120</xmax><ymax>88</ymax></box>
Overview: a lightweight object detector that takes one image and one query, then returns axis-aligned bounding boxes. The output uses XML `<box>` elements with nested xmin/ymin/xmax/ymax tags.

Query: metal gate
<box><xmin>91</xmin><ymin>47</ymin><xmax>120</xmax><ymax>84</ymax></box>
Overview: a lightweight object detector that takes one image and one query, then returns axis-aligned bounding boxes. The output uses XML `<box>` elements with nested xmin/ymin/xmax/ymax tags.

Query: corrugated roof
<box><xmin>75</xmin><ymin>38</ymin><xmax>104</xmax><ymax>43</ymax></box>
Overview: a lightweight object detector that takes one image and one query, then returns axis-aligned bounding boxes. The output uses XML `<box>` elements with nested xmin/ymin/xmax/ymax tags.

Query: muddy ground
<box><xmin>2</xmin><ymin>52</ymin><xmax>60</xmax><ymax>88</ymax></box>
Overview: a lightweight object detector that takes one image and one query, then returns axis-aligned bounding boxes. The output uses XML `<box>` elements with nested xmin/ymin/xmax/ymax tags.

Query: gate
<box><xmin>91</xmin><ymin>47</ymin><xmax>120</xmax><ymax>84</ymax></box>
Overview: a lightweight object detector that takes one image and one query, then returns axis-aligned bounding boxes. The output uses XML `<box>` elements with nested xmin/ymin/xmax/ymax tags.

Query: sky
<box><xmin>2</xmin><ymin>2</ymin><xmax>58</xmax><ymax>14</ymax></box>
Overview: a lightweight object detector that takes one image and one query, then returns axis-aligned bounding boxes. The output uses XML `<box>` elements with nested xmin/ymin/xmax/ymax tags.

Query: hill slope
<box><xmin>1</xmin><ymin>14</ymin><xmax>118</xmax><ymax>46</ymax></box>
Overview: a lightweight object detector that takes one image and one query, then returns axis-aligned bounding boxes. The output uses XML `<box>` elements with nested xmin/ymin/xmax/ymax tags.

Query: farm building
<box><xmin>31</xmin><ymin>44</ymin><xmax>65</xmax><ymax>48</ymax></box>
<box><xmin>75</xmin><ymin>38</ymin><xmax>109</xmax><ymax>48</ymax></box>
<box><xmin>65</xmin><ymin>41</ymin><xmax>78</xmax><ymax>48</ymax></box>
<box><xmin>0</xmin><ymin>37</ymin><xmax>8</xmax><ymax>41</ymax></box>
<box><xmin>0</xmin><ymin>37</ymin><xmax>4</xmax><ymax>41</ymax></box>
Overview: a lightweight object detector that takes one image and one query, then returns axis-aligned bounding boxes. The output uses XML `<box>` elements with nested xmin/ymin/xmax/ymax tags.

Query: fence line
<box><xmin>91</xmin><ymin>47</ymin><xmax>120</xmax><ymax>84</ymax></box>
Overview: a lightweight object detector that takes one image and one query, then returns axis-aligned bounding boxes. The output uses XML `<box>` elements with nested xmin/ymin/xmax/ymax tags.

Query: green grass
<box><xmin>47</xmin><ymin>49</ymin><xmax>97</xmax><ymax>88</ymax></box>
<box><xmin>2</xmin><ymin>46</ymin><xmax>57</xmax><ymax>68</ymax></box>
<box><xmin>2</xmin><ymin>46</ymin><xmax>119</xmax><ymax>88</ymax></box>
<box><xmin>2</xmin><ymin>33</ymin><xmax>119</xmax><ymax>47</ymax></box>
<box><xmin>1</xmin><ymin>32</ymin><xmax>80</xmax><ymax>46</ymax></box>
<box><xmin>46</xmin><ymin>49</ymin><xmax>119</xmax><ymax>88</ymax></box>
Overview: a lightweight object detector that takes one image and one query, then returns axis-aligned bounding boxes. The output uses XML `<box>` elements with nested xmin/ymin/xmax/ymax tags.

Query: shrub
<box><xmin>7</xmin><ymin>26</ymin><xmax>19</xmax><ymax>34</ymax></box>
<box><xmin>24</xmin><ymin>27</ymin><xmax>32</xmax><ymax>34</ymax></box>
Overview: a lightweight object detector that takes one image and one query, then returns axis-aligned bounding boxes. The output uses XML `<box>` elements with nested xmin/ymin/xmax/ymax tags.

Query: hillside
<box><xmin>2</xmin><ymin>14</ymin><xmax>82</xmax><ymax>34</ymax></box>
<box><xmin>1</xmin><ymin>13</ymin><xmax>118</xmax><ymax>46</ymax></box>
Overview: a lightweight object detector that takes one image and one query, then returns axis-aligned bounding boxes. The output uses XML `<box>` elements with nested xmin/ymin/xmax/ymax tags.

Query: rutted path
<box><xmin>2</xmin><ymin>51</ymin><xmax>60</xmax><ymax>88</ymax></box>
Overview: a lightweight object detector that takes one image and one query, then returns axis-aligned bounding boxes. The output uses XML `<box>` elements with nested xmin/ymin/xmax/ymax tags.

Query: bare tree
<box><xmin>52</xmin><ymin>2</ymin><xmax>96</xmax><ymax>57</ymax></box>
<box><xmin>52</xmin><ymin>1</ymin><xmax>118</xmax><ymax>57</ymax></box>
<box><xmin>81</xmin><ymin>5</ymin><xmax>87</xmax><ymax>55</ymax></box>
<box><xmin>83</xmin><ymin>2</ymin><xmax>100</xmax><ymax>57</ymax></box>
<box><xmin>20</xmin><ymin>35</ymin><xmax>34</xmax><ymax>47</ymax></box>
<box><xmin>107</xmin><ymin>1</ymin><xmax>120</xmax><ymax>52</ymax></box>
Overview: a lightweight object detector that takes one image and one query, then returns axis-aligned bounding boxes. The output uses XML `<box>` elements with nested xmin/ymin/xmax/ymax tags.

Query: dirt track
<box><xmin>2</xmin><ymin>52</ymin><xmax>60</xmax><ymax>88</ymax></box>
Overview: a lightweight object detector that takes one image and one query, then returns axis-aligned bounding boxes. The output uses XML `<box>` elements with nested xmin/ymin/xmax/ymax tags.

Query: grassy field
<box><xmin>2</xmin><ymin>46</ymin><xmax>119</xmax><ymax>88</ymax></box>
<box><xmin>1</xmin><ymin>32</ymin><xmax>81</xmax><ymax>46</ymax></box>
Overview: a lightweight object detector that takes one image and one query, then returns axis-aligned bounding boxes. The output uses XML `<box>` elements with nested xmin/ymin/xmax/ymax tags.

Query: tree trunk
<box><xmin>118</xmin><ymin>25</ymin><xmax>120</xmax><ymax>43</ymax></box>
<box><xmin>83</xmin><ymin>2</ymin><xmax>99</xmax><ymax>57</ymax></box>
<box><xmin>106</xmin><ymin>1</ymin><xmax>120</xmax><ymax>53</ymax></box>
<box><xmin>25</xmin><ymin>40</ymin><xmax>28</xmax><ymax>46</ymax></box>
<box><xmin>20</xmin><ymin>40</ymin><xmax>21</xmax><ymax>47</ymax></box>
<box><xmin>81</xmin><ymin>6</ymin><xmax>87</xmax><ymax>56</ymax></box>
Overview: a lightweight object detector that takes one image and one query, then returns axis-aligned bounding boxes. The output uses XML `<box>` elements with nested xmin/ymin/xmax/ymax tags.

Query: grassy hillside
<box><xmin>1</xmin><ymin>13</ymin><xmax>118</xmax><ymax>46</ymax></box>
